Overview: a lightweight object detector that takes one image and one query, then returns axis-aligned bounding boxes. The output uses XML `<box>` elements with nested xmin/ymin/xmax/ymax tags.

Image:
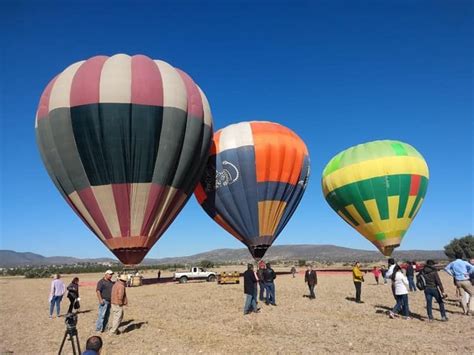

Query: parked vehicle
<box><xmin>217</xmin><ymin>271</ymin><xmax>240</xmax><ymax>284</ymax></box>
<box><xmin>173</xmin><ymin>267</ymin><xmax>217</xmax><ymax>283</ymax></box>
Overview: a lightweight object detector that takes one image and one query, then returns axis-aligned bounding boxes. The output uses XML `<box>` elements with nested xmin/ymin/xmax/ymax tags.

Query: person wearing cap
<box><xmin>422</xmin><ymin>260</ymin><xmax>448</xmax><ymax>321</ymax></box>
<box><xmin>109</xmin><ymin>274</ymin><xmax>128</xmax><ymax>335</ymax></box>
<box><xmin>95</xmin><ymin>270</ymin><xmax>114</xmax><ymax>332</ymax></box>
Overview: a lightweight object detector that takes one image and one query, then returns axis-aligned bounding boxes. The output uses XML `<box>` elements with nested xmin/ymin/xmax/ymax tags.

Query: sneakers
<box><xmin>441</xmin><ymin>317</ymin><xmax>449</xmax><ymax>322</ymax></box>
<box><xmin>403</xmin><ymin>316</ymin><xmax>411</xmax><ymax>320</ymax></box>
<box><xmin>389</xmin><ymin>312</ymin><xmax>395</xmax><ymax>319</ymax></box>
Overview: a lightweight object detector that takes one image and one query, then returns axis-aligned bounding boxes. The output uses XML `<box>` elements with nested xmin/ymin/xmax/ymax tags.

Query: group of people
<box><xmin>351</xmin><ymin>252</ymin><xmax>473</xmax><ymax>321</ymax></box>
<box><xmin>240</xmin><ymin>254</ymin><xmax>473</xmax><ymax>322</ymax></box>
<box><xmin>48</xmin><ymin>274</ymin><xmax>80</xmax><ymax>318</ymax></box>
<box><xmin>48</xmin><ymin>269</ymin><xmax>129</xmax><ymax>336</ymax></box>
<box><xmin>243</xmin><ymin>262</ymin><xmax>277</xmax><ymax>314</ymax></box>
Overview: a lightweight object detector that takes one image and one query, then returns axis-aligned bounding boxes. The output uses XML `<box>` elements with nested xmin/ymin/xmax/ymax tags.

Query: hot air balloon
<box><xmin>35</xmin><ymin>54</ymin><xmax>213</xmax><ymax>265</ymax></box>
<box><xmin>195</xmin><ymin>121</ymin><xmax>310</xmax><ymax>260</ymax></box>
<box><xmin>321</xmin><ymin>140</ymin><xmax>429</xmax><ymax>256</ymax></box>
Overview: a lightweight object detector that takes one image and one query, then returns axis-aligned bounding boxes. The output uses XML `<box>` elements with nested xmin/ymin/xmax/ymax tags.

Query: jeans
<box><xmin>244</xmin><ymin>293</ymin><xmax>257</xmax><ymax>314</ymax></box>
<box><xmin>259</xmin><ymin>281</ymin><xmax>266</xmax><ymax>301</ymax></box>
<box><xmin>407</xmin><ymin>276</ymin><xmax>417</xmax><ymax>292</ymax></box>
<box><xmin>424</xmin><ymin>287</ymin><xmax>446</xmax><ymax>319</ymax></box>
<box><xmin>49</xmin><ymin>295</ymin><xmax>63</xmax><ymax>317</ymax></box>
<box><xmin>354</xmin><ymin>282</ymin><xmax>362</xmax><ymax>302</ymax></box>
<box><xmin>308</xmin><ymin>284</ymin><xmax>315</xmax><ymax>299</ymax></box>
<box><xmin>265</xmin><ymin>282</ymin><xmax>276</xmax><ymax>305</ymax></box>
<box><xmin>392</xmin><ymin>294</ymin><xmax>409</xmax><ymax>317</ymax></box>
<box><xmin>96</xmin><ymin>300</ymin><xmax>111</xmax><ymax>331</ymax></box>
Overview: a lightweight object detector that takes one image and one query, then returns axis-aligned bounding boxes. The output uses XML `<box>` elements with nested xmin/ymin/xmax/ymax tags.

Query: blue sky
<box><xmin>1</xmin><ymin>0</ymin><xmax>472</xmax><ymax>259</ymax></box>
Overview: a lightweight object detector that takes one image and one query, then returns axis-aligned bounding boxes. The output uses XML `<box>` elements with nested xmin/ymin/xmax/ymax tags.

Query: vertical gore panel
<box><xmin>70</xmin><ymin>104</ymin><xmax>109</xmax><ymax>186</ymax></box>
<box><xmin>49</xmin><ymin>108</ymin><xmax>90</xmax><ymax>192</ymax></box>
<box><xmin>152</xmin><ymin>107</ymin><xmax>187</xmax><ymax>187</ymax></box>
<box><xmin>131</xmin><ymin>55</ymin><xmax>164</xmax><ymax>106</ymax></box>
<box><xmin>36</xmin><ymin>117</ymin><xmax>75</xmax><ymax>195</ymax></box>
<box><xmin>70</xmin><ymin>56</ymin><xmax>108</xmax><ymax>107</ymax></box>
<box><xmin>371</xmin><ymin>176</ymin><xmax>389</xmax><ymax>220</ymax></box>
<box><xmin>396</xmin><ymin>174</ymin><xmax>412</xmax><ymax>218</ymax></box>
<box><xmin>130</xmin><ymin>105</ymin><xmax>163</xmax><ymax>182</ymax></box>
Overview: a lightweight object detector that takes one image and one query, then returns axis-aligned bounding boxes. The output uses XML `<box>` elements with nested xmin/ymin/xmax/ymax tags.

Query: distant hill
<box><xmin>146</xmin><ymin>244</ymin><xmax>447</xmax><ymax>264</ymax></box>
<box><xmin>0</xmin><ymin>250</ymin><xmax>115</xmax><ymax>268</ymax></box>
<box><xmin>0</xmin><ymin>245</ymin><xmax>447</xmax><ymax>268</ymax></box>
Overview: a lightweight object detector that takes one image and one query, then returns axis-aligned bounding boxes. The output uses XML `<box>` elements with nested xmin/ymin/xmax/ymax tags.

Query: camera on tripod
<box><xmin>64</xmin><ymin>312</ymin><xmax>78</xmax><ymax>329</ymax></box>
<box><xmin>58</xmin><ymin>298</ymin><xmax>81</xmax><ymax>355</ymax></box>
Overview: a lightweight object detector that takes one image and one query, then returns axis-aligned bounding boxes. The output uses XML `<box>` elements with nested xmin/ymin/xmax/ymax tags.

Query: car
<box><xmin>173</xmin><ymin>267</ymin><xmax>217</xmax><ymax>283</ymax></box>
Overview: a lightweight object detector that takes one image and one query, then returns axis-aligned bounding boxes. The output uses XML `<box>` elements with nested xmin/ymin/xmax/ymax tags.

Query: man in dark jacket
<box><xmin>243</xmin><ymin>264</ymin><xmax>259</xmax><ymax>314</ymax></box>
<box><xmin>406</xmin><ymin>262</ymin><xmax>416</xmax><ymax>292</ymax></box>
<box><xmin>263</xmin><ymin>263</ymin><xmax>277</xmax><ymax>306</ymax></box>
<box><xmin>304</xmin><ymin>265</ymin><xmax>317</xmax><ymax>299</ymax></box>
<box><xmin>423</xmin><ymin>260</ymin><xmax>448</xmax><ymax>321</ymax></box>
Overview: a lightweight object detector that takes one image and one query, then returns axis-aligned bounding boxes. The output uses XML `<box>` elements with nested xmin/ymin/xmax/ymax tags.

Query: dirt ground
<box><xmin>0</xmin><ymin>268</ymin><xmax>472</xmax><ymax>354</ymax></box>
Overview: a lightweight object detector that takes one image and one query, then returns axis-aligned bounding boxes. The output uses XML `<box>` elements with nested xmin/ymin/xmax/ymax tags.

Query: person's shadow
<box><xmin>345</xmin><ymin>297</ymin><xmax>357</xmax><ymax>302</ymax></box>
<box><xmin>374</xmin><ymin>304</ymin><xmax>424</xmax><ymax>320</ymax></box>
<box><xmin>119</xmin><ymin>319</ymin><xmax>148</xmax><ymax>333</ymax></box>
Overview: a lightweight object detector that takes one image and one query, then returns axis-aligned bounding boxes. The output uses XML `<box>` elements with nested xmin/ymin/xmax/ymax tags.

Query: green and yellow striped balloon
<box><xmin>321</xmin><ymin>140</ymin><xmax>429</xmax><ymax>256</ymax></box>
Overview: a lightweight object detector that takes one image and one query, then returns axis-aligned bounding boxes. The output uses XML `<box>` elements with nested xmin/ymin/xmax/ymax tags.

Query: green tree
<box><xmin>199</xmin><ymin>260</ymin><xmax>214</xmax><ymax>269</ymax></box>
<box><xmin>298</xmin><ymin>259</ymin><xmax>307</xmax><ymax>267</ymax></box>
<box><xmin>444</xmin><ymin>235</ymin><xmax>474</xmax><ymax>259</ymax></box>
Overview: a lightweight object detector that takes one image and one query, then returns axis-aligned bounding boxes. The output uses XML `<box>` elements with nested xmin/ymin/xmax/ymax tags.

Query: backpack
<box><xmin>416</xmin><ymin>271</ymin><xmax>427</xmax><ymax>290</ymax></box>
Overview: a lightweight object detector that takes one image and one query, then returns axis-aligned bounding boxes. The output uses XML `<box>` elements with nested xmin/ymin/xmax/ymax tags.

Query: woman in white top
<box><xmin>388</xmin><ymin>265</ymin><xmax>410</xmax><ymax>319</ymax></box>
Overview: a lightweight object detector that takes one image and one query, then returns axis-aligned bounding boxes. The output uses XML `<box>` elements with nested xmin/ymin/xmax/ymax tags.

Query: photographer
<box><xmin>67</xmin><ymin>277</ymin><xmax>80</xmax><ymax>314</ymax></box>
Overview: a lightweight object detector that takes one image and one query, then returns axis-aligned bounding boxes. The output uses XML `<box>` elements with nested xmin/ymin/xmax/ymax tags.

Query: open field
<box><xmin>1</xmin><ymin>268</ymin><xmax>473</xmax><ymax>354</ymax></box>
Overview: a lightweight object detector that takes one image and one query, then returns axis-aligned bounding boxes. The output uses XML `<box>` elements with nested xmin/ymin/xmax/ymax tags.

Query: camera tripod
<box><xmin>58</xmin><ymin>313</ymin><xmax>81</xmax><ymax>355</ymax></box>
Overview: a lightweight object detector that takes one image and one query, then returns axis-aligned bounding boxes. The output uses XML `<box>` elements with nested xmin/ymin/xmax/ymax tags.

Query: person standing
<box><xmin>352</xmin><ymin>262</ymin><xmax>364</xmax><ymax>303</ymax></box>
<box><xmin>291</xmin><ymin>266</ymin><xmax>297</xmax><ymax>278</ymax></box>
<box><xmin>109</xmin><ymin>274</ymin><xmax>128</xmax><ymax>335</ymax></box>
<box><xmin>304</xmin><ymin>264</ymin><xmax>318</xmax><ymax>299</ymax></box>
<box><xmin>389</xmin><ymin>265</ymin><xmax>410</xmax><ymax>320</ymax></box>
<box><xmin>263</xmin><ymin>262</ymin><xmax>277</xmax><ymax>306</ymax></box>
<box><xmin>49</xmin><ymin>274</ymin><xmax>66</xmax><ymax>318</ymax></box>
<box><xmin>422</xmin><ymin>260</ymin><xmax>448</xmax><ymax>321</ymax></box>
<box><xmin>95</xmin><ymin>270</ymin><xmax>114</xmax><ymax>332</ymax></box>
<box><xmin>385</xmin><ymin>258</ymin><xmax>397</xmax><ymax>299</ymax></box>
<box><xmin>380</xmin><ymin>266</ymin><xmax>387</xmax><ymax>284</ymax></box>
<box><xmin>66</xmin><ymin>277</ymin><xmax>80</xmax><ymax>314</ymax></box>
<box><xmin>372</xmin><ymin>266</ymin><xmax>381</xmax><ymax>285</ymax></box>
<box><xmin>257</xmin><ymin>262</ymin><xmax>266</xmax><ymax>302</ymax></box>
<box><xmin>243</xmin><ymin>264</ymin><xmax>259</xmax><ymax>314</ymax></box>
<box><xmin>444</xmin><ymin>251</ymin><xmax>474</xmax><ymax>315</ymax></box>
<box><xmin>406</xmin><ymin>262</ymin><xmax>417</xmax><ymax>292</ymax></box>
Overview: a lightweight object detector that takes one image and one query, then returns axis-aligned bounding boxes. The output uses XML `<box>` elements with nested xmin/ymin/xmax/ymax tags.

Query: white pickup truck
<box><xmin>173</xmin><ymin>267</ymin><xmax>217</xmax><ymax>283</ymax></box>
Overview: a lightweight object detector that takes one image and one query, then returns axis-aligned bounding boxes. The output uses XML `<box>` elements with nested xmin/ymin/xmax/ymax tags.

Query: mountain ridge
<box><xmin>0</xmin><ymin>245</ymin><xmax>447</xmax><ymax>267</ymax></box>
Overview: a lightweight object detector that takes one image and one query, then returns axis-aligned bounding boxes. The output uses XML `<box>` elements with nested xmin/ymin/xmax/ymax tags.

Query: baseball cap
<box><xmin>105</xmin><ymin>270</ymin><xmax>114</xmax><ymax>275</ymax></box>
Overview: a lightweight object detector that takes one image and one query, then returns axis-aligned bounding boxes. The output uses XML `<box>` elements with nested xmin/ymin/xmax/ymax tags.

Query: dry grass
<box><xmin>0</xmin><ymin>269</ymin><xmax>473</xmax><ymax>354</ymax></box>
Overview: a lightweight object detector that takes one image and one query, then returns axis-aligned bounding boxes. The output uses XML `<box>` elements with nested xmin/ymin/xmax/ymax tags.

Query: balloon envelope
<box><xmin>35</xmin><ymin>54</ymin><xmax>213</xmax><ymax>264</ymax></box>
<box><xmin>321</xmin><ymin>140</ymin><xmax>429</xmax><ymax>256</ymax></box>
<box><xmin>195</xmin><ymin>121</ymin><xmax>310</xmax><ymax>260</ymax></box>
